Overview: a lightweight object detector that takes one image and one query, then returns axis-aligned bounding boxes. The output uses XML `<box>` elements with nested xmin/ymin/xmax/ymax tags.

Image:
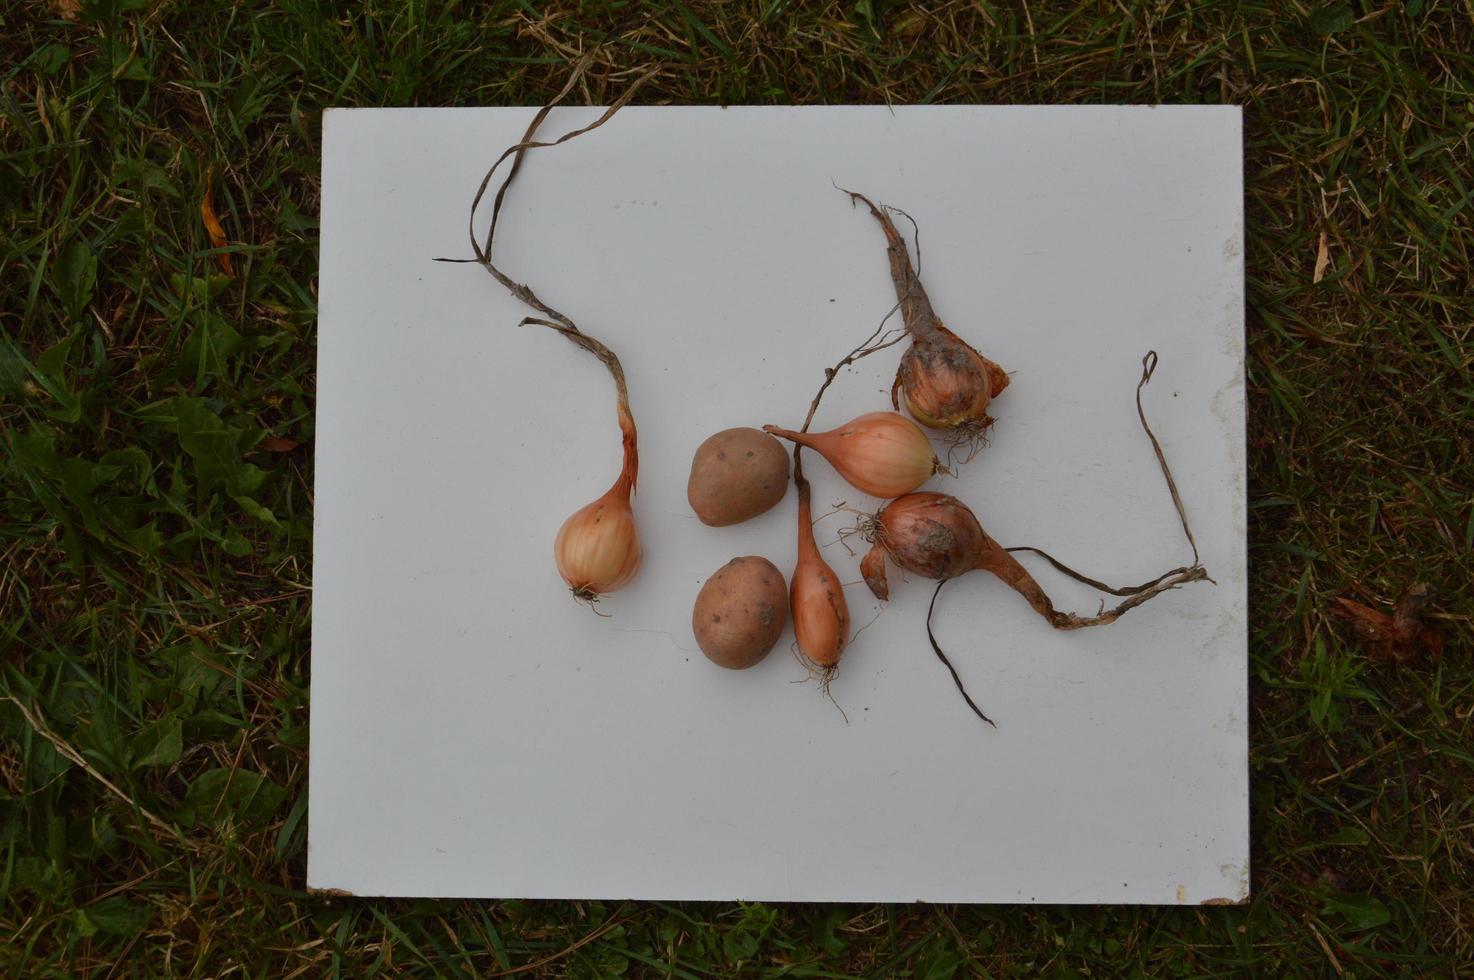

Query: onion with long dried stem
<box><xmin>858</xmin><ymin>352</ymin><xmax>1210</xmax><ymax>725</ymax></box>
<box><xmin>448</xmin><ymin>60</ymin><xmax>659</xmax><ymax>604</ymax></box>
<box><xmin>841</xmin><ymin>188</ymin><xmax>1010</xmax><ymax>452</ymax></box>
<box><xmin>860</xmin><ymin>491</ymin><xmax>1207</xmax><ymax>629</ymax></box>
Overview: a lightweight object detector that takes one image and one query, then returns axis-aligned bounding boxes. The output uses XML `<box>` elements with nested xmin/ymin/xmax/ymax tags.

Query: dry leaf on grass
<box><xmin>200</xmin><ymin>172</ymin><xmax>235</xmax><ymax>277</ymax></box>
<box><xmin>1313</xmin><ymin>228</ymin><xmax>1330</xmax><ymax>284</ymax></box>
<box><xmin>257</xmin><ymin>436</ymin><xmax>300</xmax><ymax>453</ymax></box>
<box><xmin>1329</xmin><ymin>582</ymin><xmax>1443</xmax><ymax>665</ymax></box>
<box><xmin>51</xmin><ymin>0</ymin><xmax>82</xmax><ymax>21</ymax></box>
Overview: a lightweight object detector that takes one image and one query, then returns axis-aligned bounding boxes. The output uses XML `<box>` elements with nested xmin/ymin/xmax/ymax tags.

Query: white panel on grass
<box><xmin>310</xmin><ymin>106</ymin><xmax>1247</xmax><ymax>903</ymax></box>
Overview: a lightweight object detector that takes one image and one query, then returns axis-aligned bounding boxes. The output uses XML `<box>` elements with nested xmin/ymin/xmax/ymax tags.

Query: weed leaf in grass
<box><xmin>36</xmin><ymin>338</ymin><xmax>84</xmax><ymax>422</ymax></box>
<box><xmin>131</xmin><ymin>713</ymin><xmax>183</xmax><ymax>768</ymax></box>
<box><xmin>181</xmin><ymin>768</ymin><xmax>285</xmax><ymax>827</ymax></box>
<box><xmin>180</xmin><ymin>312</ymin><xmax>245</xmax><ymax>384</ymax></box>
<box><xmin>53</xmin><ymin>240</ymin><xmax>98</xmax><ymax>323</ymax></box>
<box><xmin>1309</xmin><ymin>4</ymin><xmax>1354</xmax><ymax>34</ymax></box>
<box><xmin>1321</xmin><ymin>894</ymin><xmax>1391</xmax><ymax>931</ymax></box>
<box><xmin>143</xmin><ymin>395</ymin><xmax>269</xmax><ymax>500</ymax></box>
<box><xmin>0</xmin><ymin>336</ymin><xmax>31</xmax><ymax>397</ymax></box>
<box><xmin>76</xmin><ymin>897</ymin><xmax>154</xmax><ymax>938</ymax></box>
<box><xmin>914</xmin><ymin>941</ymin><xmax>965</xmax><ymax>980</ymax></box>
<box><xmin>150</xmin><ymin>641</ymin><xmax>223</xmax><ymax>704</ymax></box>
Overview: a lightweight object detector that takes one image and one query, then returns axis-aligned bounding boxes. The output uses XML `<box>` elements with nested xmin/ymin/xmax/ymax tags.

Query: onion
<box><xmin>554</xmin><ymin>451</ymin><xmax>640</xmax><ymax>601</ymax></box>
<box><xmin>842</xmin><ymin>189</ymin><xmax>1009</xmax><ymax>437</ymax></box>
<box><xmin>857</xmin><ymin>355</ymin><xmax>1210</xmax><ymax>729</ymax></box>
<box><xmin>461</xmin><ymin>73</ymin><xmax>655</xmax><ymax>605</ymax></box>
<box><xmin>895</xmin><ymin>325</ymin><xmax>1010</xmax><ymax>430</ymax></box>
<box><xmin>790</xmin><ymin>469</ymin><xmax>849</xmax><ymax>670</ymax></box>
<box><xmin>859</xmin><ymin>543</ymin><xmax>889</xmax><ymax>602</ymax></box>
<box><xmin>864</xmin><ymin>491</ymin><xmax>1207</xmax><ymax>629</ymax></box>
<box><xmin>764</xmin><ymin>412</ymin><xmax>938</xmax><ymax>499</ymax></box>
<box><xmin>866</xmin><ymin>491</ymin><xmax>985</xmax><ymax>583</ymax></box>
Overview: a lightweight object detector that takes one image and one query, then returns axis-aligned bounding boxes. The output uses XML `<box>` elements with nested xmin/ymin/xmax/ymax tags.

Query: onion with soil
<box><xmin>842</xmin><ymin>189</ymin><xmax>1009</xmax><ymax>449</ymax></box>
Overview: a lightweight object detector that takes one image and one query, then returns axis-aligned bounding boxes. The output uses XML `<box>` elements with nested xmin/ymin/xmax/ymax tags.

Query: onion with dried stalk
<box><xmin>447</xmin><ymin>60</ymin><xmax>660</xmax><ymax>604</ymax></box>
<box><xmin>841</xmin><ymin>188</ymin><xmax>1010</xmax><ymax>455</ymax></box>
<box><xmin>859</xmin><ymin>352</ymin><xmax>1211</xmax><ymax>726</ymax></box>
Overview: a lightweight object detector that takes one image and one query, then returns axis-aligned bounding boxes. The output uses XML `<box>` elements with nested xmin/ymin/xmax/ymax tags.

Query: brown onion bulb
<box><xmin>895</xmin><ymin>326</ymin><xmax>1010</xmax><ymax>431</ymax></box>
<box><xmin>863</xmin><ymin>491</ymin><xmax>1088</xmax><ymax>626</ymax></box>
<box><xmin>867</xmin><ymin>491</ymin><xmax>988</xmax><ymax>584</ymax></box>
<box><xmin>841</xmin><ymin>188</ymin><xmax>1008</xmax><ymax>434</ymax></box>
<box><xmin>764</xmin><ymin>412</ymin><xmax>938</xmax><ymax>499</ymax></box>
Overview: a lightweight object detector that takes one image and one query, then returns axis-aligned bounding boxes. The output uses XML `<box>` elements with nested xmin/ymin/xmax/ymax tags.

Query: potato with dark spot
<box><xmin>692</xmin><ymin>556</ymin><xmax>789</xmax><ymax>669</ymax></box>
<box><xmin>687</xmin><ymin>427</ymin><xmax>790</xmax><ymax>526</ymax></box>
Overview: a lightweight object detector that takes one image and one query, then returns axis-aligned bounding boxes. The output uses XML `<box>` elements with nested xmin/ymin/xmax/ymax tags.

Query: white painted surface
<box><xmin>310</xmin><ymin>106</ymin><xmax>1247</xmax><ymax>903</ymax></box>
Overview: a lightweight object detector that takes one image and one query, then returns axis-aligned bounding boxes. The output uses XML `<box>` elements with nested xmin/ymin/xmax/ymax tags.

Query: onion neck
<box><xmin>794</xmin><ymin>451</ymin><xmax>818</xmax><ymax>557</ymax></box>
<box><xmin>615</xmin><ymin>397</ymin><xmax>638</xmax><ymax>496</ymax></box>
<box><xmin>763</xmin><ymin>425</ymin><xmax>816</xmax><ymax>451</ymax></box>
<box><xmin>975</xmin><ymin>540</ymin><xmax>1057</xmax><ymax>621</ymax></box>
<box><xmin>850</xmin><ymin>191</ymin><xmax>939</xmax><ymax>340</ymax></box>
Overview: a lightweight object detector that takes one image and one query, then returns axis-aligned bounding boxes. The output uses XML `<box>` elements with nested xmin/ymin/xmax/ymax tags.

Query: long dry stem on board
<box><xmin>1003</xmin><ymin>350</ymin><xmax>1209</xmax><ymax>595</ymax></box>
<box><xmin>449</xmin><ymin>59</ymin><xmax>660</xmax><ymax>491</ymax></box>
<box><xmin>917</xmin><ymin>351</ymin><xmax>1211</xmax><ymax>726</ymax></box>
<box><xmin>925</xmin><ymin>582</ymin><xmax>995</xmax><ymax>727</ymax></box>
<box><xmin>797</xmin><ymin>303</ymin><xmax>909</xmax><ymax>436</ymax></box>
<box><xmin>838</xmin><ymin>188</ymin><xmax>940</xmax><ymax>343</ymax></box>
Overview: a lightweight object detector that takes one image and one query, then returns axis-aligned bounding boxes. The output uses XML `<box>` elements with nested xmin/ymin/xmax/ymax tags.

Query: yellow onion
<box><xmin>764</xmin><ymin>412</ymin><xmax>938</xmax><ymax>499</ymax></box>
<box><xmin>790</xmin><ymin>472</ymin><xmax>849</xmax><ymax>669</ymax></box>
<box><xmin>553</xmin><ymin>408</ymin><xmax>641</xmax><ymax>601</ymax></box>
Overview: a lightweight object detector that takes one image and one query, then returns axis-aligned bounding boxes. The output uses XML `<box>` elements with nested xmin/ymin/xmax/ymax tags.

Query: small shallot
<box><xmin>554</xmin><ymin>419</ymin><xmax>641</xmax><ymax>600</ymax></box>
<box><xmin>790</xmin><ymin>465</ymin><xmax>850</xmax><ymax>673</ymax></box>
<box><xmin>764</xmin><ymin>411</ymin><xmax>938</xmax><ymax>499</ymax></box>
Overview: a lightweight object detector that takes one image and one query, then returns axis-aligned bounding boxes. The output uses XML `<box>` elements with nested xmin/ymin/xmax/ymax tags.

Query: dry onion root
<box><xmin>859</xmin><ymin>352</ymin><xmax>1210</xmax><ymax>726</ymax></box>
<box><xmin>452</xmin><ymin>60</ymin><xmax>659</xmax><ymax>605</ymax></box>
<box><xmin>841</xmin><ymin>188</ymin><xmax>1010</xmax><ymax>457</ymax></box>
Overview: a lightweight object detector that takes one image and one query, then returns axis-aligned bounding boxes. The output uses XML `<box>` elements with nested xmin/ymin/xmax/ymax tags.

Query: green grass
<box><xmin>2</xmin><ymin>0</ymin><xmax>1471</xmax><ymax>975</ymax></box>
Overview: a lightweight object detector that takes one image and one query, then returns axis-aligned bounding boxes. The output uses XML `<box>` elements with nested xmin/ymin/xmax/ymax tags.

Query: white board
<box><xmin>310</xmin><ymin>105</ymin><xmax>1247</xmax><ymax>903</ymax></box>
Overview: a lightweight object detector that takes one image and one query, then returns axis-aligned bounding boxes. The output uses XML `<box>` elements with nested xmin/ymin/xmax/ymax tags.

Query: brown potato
<box><xmin>692</xmin><ymin>557</ymin><xmax>789</xmax><ymax>669</ymax></box>
<box><xmin>687</xmin><ymin>427</ymin><xmax>789</xmax><ymax>527</ymax></box>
